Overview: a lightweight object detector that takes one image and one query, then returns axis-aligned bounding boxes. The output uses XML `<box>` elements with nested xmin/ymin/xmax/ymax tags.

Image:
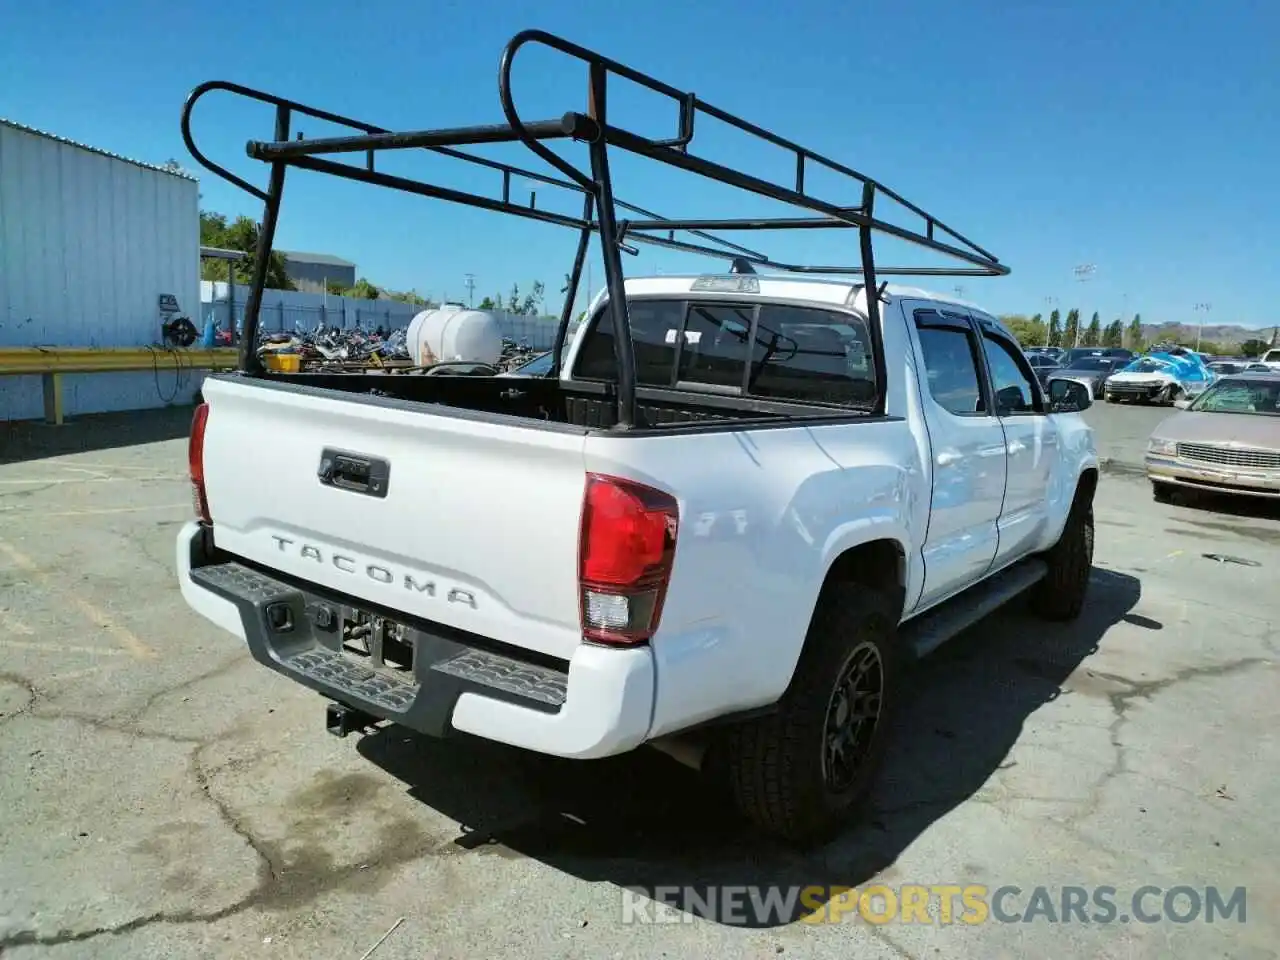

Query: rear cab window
<box><xmin>572</xmin><ymin>297</ymin><xmax>878</xmax><ymax>408</ymax></box>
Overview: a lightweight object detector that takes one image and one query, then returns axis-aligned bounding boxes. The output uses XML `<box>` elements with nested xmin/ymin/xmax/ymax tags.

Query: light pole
<box><xmin>1072</xmin><ymin>264</ymin><xmax>1096</xmax><ymax>347</ymax></box>
<box><xmin>464</xmin><ymin>273</ymin><xmax>476</xmax><ymax>308</ymax></box>
<box><xmin>1193</xmin><ymin>302</ymin><xmax>1211</xmax><ymax>352</ymax></box>
<box><xmin>1044</xmin><ymin>296</ymin><xmax>1058</xmax><ymax>347</ymax></box>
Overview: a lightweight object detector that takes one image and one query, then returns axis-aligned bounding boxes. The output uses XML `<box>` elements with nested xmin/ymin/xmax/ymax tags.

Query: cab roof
<box><xmin>612</xmin><ymin>273</ymin><xmax>991</xmax><ymax>315</ymax></box>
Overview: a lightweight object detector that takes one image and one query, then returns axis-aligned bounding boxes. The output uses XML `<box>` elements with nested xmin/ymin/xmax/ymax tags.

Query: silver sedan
<box><xmin>1145</xmin><ymin>372</ymin><xmax>1280</xmax><ymax>502</ymax></box>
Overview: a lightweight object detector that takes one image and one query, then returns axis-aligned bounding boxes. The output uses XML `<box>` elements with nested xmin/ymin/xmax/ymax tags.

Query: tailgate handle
<box><xmin>318</xmin><ymin>448</ymin><xmax>390</xmax><ymax>499</ymax></box>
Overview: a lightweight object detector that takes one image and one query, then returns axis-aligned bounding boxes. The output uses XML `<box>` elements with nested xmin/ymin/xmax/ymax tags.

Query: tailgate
<box><xmin>198</xmin><ymin>376</ymin><xmax>589</xmax><ymax>661</ymax></box>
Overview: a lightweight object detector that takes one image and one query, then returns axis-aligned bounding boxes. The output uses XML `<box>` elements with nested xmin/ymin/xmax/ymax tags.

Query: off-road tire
<box><xmin>1030</xmin><ymin>498</ymin><xmax>1094</xmax><ymax>621</ymax></box>
<box><xmin>721</xmin><ymin>583</ymin><xmax>900</xmax><ymax>846</ymax></box>
<box><xmin>1152</xmin><ymin>481</ymin><xmax>1175</xmax><ymax>504</ymax></box>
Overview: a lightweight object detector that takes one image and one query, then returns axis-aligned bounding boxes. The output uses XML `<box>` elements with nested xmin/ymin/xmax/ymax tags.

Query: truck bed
<box><xmin>246</xmin><ymin>369</ymin><xmax>871</xmax><ymax>432</ymax></box>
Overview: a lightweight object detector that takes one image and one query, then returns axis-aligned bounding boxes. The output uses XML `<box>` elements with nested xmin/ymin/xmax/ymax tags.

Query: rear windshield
<box><xmin>1066</xmin><ymin>358</ymin><xmax>1113</xmax><ymax>371</ymax></box>
<box><xmin>572</xmin><ymin>298</ymin><xmax>878</xmax><ymax>407</ymax></box>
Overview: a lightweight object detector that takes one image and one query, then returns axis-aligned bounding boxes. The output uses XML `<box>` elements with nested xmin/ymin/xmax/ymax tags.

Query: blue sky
<box><xmin>3</xmin><ymin>0</ymin><xmax>1277</xmax><ymax>329</ymax></box>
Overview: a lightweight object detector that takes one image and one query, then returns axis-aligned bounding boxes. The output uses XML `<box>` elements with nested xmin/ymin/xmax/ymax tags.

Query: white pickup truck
<box><xmin>176</xmin><ymin>31</ymin><xmax>1099</xmax><ymax>843</ymax></box>
<box><xmin>1257</xmin><ymin>348</ymin><xmax>1280</xmax><ymax>371</ymax></box>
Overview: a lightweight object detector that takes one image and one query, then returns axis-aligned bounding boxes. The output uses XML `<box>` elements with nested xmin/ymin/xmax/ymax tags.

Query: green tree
<box><xmin>477</xmin><ymin>296</ymin><xmax>497</xmax><ymax>309</ymax></box>
<box><xmin>1048</xmin><ymin>309</ymin><xmax>1062</xmax><ymax>347</ymax></box>
<box><xmin>518</xmin><ymin>280</ymin><xmax>546</xmax><ymax>316</ymax></box>
<box><xmin>1240</xmin><ymin>338</ymin><xmax>1270</xmax><ymax>358</ymax></box>
<box><xmin>1063</xmin><ymin>308</ymin><xmax>1081</xmax><ymax>347</ymax></box>
<box><xmin>1102</xmin><ymin>319</ymin><xmax>1124</xmax><ymax>348</ymax></box>
<box><xmin>1083</xmin><ymin>311</ymin><xmax>1101</xmax><ymax>347</ymax></box>
<box><xmin>498</xmin><ymin>281</ymin><xmax>548</xmax><ymax>315</ymax></box>
<box><xmin>1126</xmin><ymin>314</ymin><xmax>1144</xmax><ymax>351</ymax></box>
<box><xmin>325</xmin><ymin>280</ymin><xmax>347</xmax><ymax>296</ymax></box>
<box><xmin>199</xmin><ymin>210</ymin><xmax>229</xmax><ymax>247</ymax></box>
<box><xmin>344</xmin><ymin>278</ymin><xmax>380</xmax><ymax>300</ymax></box>
<box><xmin>198</xmin><ymin>210</ymin><xmax>295</xmax><ymax>290</ymax></box>
<box><xmin>1000</xmin><ymin>314</ymin><xmax>1046</xmax><ymax>348</ymax></box>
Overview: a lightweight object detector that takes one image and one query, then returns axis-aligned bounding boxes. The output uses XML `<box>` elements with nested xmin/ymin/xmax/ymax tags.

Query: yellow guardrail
<box><xmin>0</xmin><ymin>346</ymin><xmax>240</xmax><ymax>425</ymax></box>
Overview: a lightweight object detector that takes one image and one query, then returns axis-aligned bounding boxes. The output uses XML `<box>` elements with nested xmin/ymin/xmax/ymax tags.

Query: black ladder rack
<box><xmin>181</xmin><ymin>27</ymin><xmax>1008</xmax><ymax>429</ymax></box>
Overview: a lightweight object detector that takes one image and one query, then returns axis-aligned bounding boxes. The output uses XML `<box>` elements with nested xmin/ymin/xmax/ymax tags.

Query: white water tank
<box><xmin>406</xmin><ymin>306</ymin><xmax>504</xmax><ymax>366</ymax></box>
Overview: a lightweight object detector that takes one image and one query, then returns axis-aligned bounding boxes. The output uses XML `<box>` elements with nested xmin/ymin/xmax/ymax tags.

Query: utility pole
<box><xmin>464</xmin><ymin>273</ymin><xmax>476</xmax><ymax>308</ymax></box>
<box><xmin>1072</xmin><ymin>264</ymin><xmax>1096</xmax><ymax>347</ymax></box>
<box><xmin>953</xmin><ymin>285</ymin><xmax>966</xmax><ymax>300</ymax></box>
<box><xmin>1193</xmin><ymin>302</ymin><xmax>1211</xmax><ymax>352</ymax></box>
<box><xmin>1044</xmin><ymin>296</ymin><xmax>1058</xmax><ymax>348</ymax></box>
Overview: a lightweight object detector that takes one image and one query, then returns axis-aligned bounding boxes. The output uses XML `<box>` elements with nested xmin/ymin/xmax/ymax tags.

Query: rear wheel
<box><xmin>721</xmin><ymin>583</ymin><xmax>900</xmax><ymax>846</ymax></box>
<box><xmin>1030</xmin><ymin>496</ymin><xmax>1094</xmax><ymax>621</ymax></box>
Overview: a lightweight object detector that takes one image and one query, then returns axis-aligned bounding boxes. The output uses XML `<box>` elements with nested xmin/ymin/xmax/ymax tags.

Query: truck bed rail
<box><xmin>181</xmin><ymin>28</ymin><xmax>1008</xmax><ymax>428</ymax></box>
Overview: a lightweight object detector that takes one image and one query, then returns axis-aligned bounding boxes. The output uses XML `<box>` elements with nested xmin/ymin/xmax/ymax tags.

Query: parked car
<box><xmin>1045</xmin><ymin>356</ymin><xmax>1125</xmax><ymax>400</ymax></box>
<box><xmin>1207</xmin><ymin>360</ymin><xmax>1246</xmax><ymax>376</ymax></box>
<box><xmin>1026</xmin><ymin>352</ymin><xmax>1062</xmax><ymax>387</ymax></box>
<box><xmin>496</xmin><ymin>350</ymin><xmax>553</xmax><ymax>377</ymax></box>
<box><xmin>1105</xmin><ymin>348</ymin><xmax>1215</xmax><ymax>404</ymax></box>
<box><xmin>176</xmin><ymin>31</ymin><xmax>1100</xmax><ymax>844</ymax></box>
<box><xmin>1059</xmin><ymin>348</ymin><xmax>1107</xmax><ymax>366</ymax></box>
<box><xmin>1029</xmin><ymin>346</ymin><xmax>1066</xmax><ymax>363</ymax></box>
<box><xmin>1145</xmin><ymin>372</ymin><xmax>1280</xmax><ymax>502</ymax></box>
<box><xmin>1100</xmin><ymin>347</ymin><xmax>1135</xmax><ymax>362</ymax></box>
<box><xmin>1256</xmin><ymin>348</ymin><xmax>1280</xmax><ymax>372</ymax></box>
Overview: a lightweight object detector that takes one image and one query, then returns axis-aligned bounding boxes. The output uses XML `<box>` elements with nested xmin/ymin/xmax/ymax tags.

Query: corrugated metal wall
<box><xmin>0</xmin><ymin>121</ymin><xmax>202</xmax><ymax>421</ymax></box>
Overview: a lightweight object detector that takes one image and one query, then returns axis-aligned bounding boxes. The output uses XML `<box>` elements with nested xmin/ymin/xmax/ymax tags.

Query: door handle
<box><xmin>936</xmin><ymin>451</ymin><xmax>962</xmax><ymax>467</ymax></box>
<box><xmin>1006</xmin><ymin>441</ymin><xmax>1026</xmax><ymax>455</ymax></box>
<box><xmin>318</xmin><ymin>448</ymin><xmax>391</xmax><ymax>498</ymax></box>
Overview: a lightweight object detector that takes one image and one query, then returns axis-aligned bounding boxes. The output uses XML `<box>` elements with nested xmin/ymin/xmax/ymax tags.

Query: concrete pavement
<box><xmin>0</xmin><ymin>405</ymin><xmax>1276</xmax><ymax>959</ymax></box>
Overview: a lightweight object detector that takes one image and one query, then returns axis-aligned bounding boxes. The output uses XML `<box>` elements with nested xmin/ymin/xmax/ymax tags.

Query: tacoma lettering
<box><xmin>269</xmin><ymin>535</ymin><xmax>442</xmax><ymax>599</ymax></box>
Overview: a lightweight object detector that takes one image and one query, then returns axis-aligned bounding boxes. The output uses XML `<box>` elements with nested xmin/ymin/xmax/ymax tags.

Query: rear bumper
<box><xmin>175</xmin><ymin>521</ymin><xmax>655</xmax><ymax>759</ymax></box>
<box><xmin>1145</xmin><ymin>457</ymin><xmax>1280</xmax><ymax>498</ymax></box>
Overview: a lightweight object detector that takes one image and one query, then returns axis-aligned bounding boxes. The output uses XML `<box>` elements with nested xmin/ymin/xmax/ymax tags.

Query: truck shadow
<box><xmin>357</xmin><ymin>567</ymin><xmax>1143</xmax><ymax>928</ymax></box>
<box><xmin>1</xmin><ymin>404</ymin><xmax>198</xmax><ymax>465</ymax></box>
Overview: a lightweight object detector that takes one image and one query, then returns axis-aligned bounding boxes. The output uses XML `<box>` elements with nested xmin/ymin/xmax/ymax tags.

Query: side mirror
<box><xmin>1048</xmin><ymin>379</ymin><xmax>1092</xmax><ymax>413</ymax></box>
<box><xmin>1173</xmin><ymin>398</ymin><xmax>1192</xmax><ymax>410</ymax></box>
<box><xmin>996</xmin><ymin>385</ymin><xmax>1027</xmax><ymax>412</ymax></box>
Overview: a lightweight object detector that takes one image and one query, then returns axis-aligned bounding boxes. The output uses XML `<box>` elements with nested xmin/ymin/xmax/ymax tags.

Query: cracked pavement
<box><xmin>0</xmin><ymin>404</ymin><xmax>1277</xmax><ymax>959</ymax></box>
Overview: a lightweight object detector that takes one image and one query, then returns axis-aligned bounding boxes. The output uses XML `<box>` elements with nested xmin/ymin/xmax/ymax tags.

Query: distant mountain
<box><xmin>1141</xmin><ymin>321</ymin><xmax>1276</xmax><ymax>350</ymax></box>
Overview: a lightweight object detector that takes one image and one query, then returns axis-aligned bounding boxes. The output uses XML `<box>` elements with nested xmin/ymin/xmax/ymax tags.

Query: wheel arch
<box><xmin>817</xmin><ymin>537</ymin><xmax>909</xmax><ymax>624</ymax></box>
<box><xmin>1075</xmin><ymin>466</ymin><xmax>1099</xmax><ymax>510</ymax></box>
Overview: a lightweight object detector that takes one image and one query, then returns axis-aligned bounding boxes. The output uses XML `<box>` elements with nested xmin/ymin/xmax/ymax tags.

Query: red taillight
<box><xmin>578</xmin><ymin>473</ymin><xmax>679</xmax><ymax>646</ymax></box>
<box><xmin>189</xmin><ymin>402</ymin><xmax>211</xmax><ymax>524</ymax></box>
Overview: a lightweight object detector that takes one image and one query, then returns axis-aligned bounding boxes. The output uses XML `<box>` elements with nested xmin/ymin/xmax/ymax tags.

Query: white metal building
<box><xmin>0</xmin><ymin>118</ymin><xmax>202</xmax><ymax>421</ymax></box>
